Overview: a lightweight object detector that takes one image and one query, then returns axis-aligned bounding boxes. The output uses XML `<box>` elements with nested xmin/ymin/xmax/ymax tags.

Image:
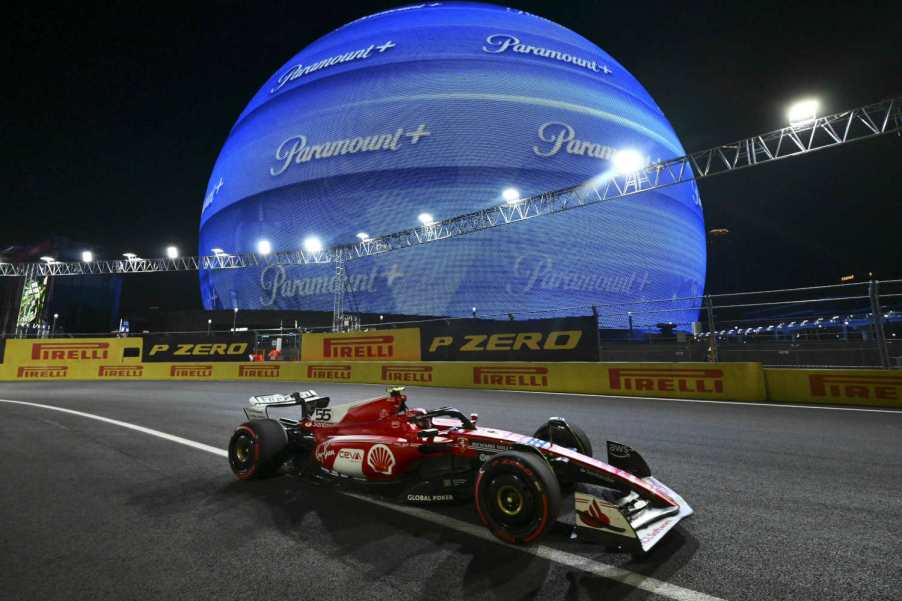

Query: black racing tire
<box><xmin>228</xmin><ymin>419</ymin><xmax>287</xmax><ymax>480</ymax></box>
<box><xmin>474</xmin><ymin>451</ymin><xmax>561</xmax><ymax>545</ymax></box>
<box><xmin>533</xmin><ymin>421</ymin><xmax>593</xmax><ymax>458</ymax></box>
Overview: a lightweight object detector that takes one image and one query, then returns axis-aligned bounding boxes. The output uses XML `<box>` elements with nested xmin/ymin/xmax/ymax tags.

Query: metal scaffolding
<box><xmin>2</xmin><ymin>95</ymin><xmax>898</xmax><ymax>279</ymax></box>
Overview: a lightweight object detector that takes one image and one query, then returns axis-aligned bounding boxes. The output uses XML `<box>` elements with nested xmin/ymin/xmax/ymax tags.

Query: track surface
<box><xmin>1</xmin><ymin>382</ymin><xmax>900</xmax><ymax>601</ymax></box>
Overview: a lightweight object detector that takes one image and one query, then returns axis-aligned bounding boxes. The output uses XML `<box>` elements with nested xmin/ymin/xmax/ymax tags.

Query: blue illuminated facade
<box><xmin>199</xmin><ymin>2</ymin><xmax>706</xmax><ymax>326</ymax></box>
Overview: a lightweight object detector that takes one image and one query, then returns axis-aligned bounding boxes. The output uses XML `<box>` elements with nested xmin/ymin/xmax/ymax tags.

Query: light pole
<box><xmin>232</xmin><ymin>307</ymin><xmax>238</xmax><ymax>331</ymax></box>
<box><xmin>207</xmin><ymin>318</ymin><xmax>212</xmax><ymax>335</ymax></box>
<box><xmin>52</xmin><ymin>313</ymin><xmax>59</xmax><ymax>336</ymax></box>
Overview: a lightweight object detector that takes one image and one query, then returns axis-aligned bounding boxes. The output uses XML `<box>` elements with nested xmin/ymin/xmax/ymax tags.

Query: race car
<box><xmin>227</xmin><ymin>388</ymin><xmax>693</xmax><ymax>552</ymax></box>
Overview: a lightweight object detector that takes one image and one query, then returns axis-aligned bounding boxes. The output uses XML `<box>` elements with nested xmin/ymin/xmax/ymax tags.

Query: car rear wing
<box><xmin>244</xmin><ymin>390</ymin><xmax>329</xmax><ymax>421</ymax></box>
<box><xmin>573</xmin><ymin>479</ymin><xmax>693</xmax><ymax>554</ymax></box>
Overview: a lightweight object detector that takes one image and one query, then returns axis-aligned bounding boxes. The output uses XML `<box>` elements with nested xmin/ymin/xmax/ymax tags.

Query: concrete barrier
<box><xmin>4</xmin><ymin>337</ymin><xmax>901</xmax><ymax>408</ymax></box>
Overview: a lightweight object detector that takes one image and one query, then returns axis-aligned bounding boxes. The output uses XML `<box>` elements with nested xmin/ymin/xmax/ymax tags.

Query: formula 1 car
<box><xmin>227</xmin><ymin>388</ymin><xmax>693</xmax><ymax>552</ymax></box>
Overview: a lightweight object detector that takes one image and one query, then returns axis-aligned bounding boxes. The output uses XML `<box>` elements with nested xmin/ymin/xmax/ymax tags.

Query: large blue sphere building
<box><xmin>199</xmin><ymin>2</ymin><xmax>706</xmax><ymax>325</ymax></box>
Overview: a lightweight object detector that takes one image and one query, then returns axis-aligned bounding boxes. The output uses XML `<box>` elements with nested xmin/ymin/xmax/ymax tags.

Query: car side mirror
<box><xmin>417</xmin><ymin>428</ymin><xmax>439</xmax><ymax>439</ymax></box>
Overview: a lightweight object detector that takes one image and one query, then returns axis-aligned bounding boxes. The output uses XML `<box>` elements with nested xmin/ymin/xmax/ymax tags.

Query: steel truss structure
<box><xmin>2</xmin><ymin>95</ymin><xmax>899</xmax><ymax>279</ymax></box>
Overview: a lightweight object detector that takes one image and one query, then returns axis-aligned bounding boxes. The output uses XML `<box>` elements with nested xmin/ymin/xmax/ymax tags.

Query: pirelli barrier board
<box><xmin>301</xmin><ymin>328</ymin><xmax>421</xmax><ymax>362</ymax></box>
<box><xmin>764</xmin><ymin>368</ymin><xmax>902</xmax><ymax>407</ymax></box>
<box><xmin>142</xmin><ymin>333</ymin><xmax>256</xmax><ymax>362</ymax></box>
<box><xmin>2</xmin><ymin>338</ymin><xmax>143</xmax><ymax>365</ymax></box>
<box><xmin>419</xmin><ymin>316</ymin><xmax>600</xmax><ymax>362</ymax></box>
<box><xmin>0</xmin><ymin>357</ymin><xmax>767</xmax><ymax>403</ymax></box>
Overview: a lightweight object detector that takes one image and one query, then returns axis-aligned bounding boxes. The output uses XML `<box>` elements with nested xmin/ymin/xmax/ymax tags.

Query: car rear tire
<box><xmin>474</xmin><ymin>451</ymin><xmax>561</xmax><ymax>545</ymax></box>
<box><xmin>533</xmin><ymin>421</ymin><xmax>593</xmax><ymax>457</ymax></box>
<box><xmin>228</xmin><ymin>419</ymin><xmax>287</xmax><ymax>480</ymax></box>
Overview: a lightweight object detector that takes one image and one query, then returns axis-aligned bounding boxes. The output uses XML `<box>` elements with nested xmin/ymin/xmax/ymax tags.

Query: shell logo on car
<box><xmin>366</xmin><ymin>444</ymin><xmax>396</xmax><ymax>475</ymax></box>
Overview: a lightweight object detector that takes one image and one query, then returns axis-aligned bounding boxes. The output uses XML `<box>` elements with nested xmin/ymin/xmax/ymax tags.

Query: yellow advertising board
<box><xmin>301</xmin><ymin>328</ymin><xmax>421</xmax><ymax>362</ymax></box>
<box><xmin>2</xmin><ymin>335</ymin><xmax>899</xmax><ymax>409</ymax></box>
<box><xmin>294</xmin><ymin>361</ymin><xmax>767</xmax><ymax>402</ymax></box>
<box><xmin>3</xmin><ymin>338</ymin><xmax>142</xmax><ymax>366</ymax></box>
<box><xmin>764</xmin><ymin>368</ymin><xmax>902</xmax><ymax>408</ymax></box>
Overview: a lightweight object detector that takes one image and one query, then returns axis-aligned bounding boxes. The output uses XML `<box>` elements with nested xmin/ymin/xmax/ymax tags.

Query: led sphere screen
<box><xmin>199</xmin><ymin>2</ymin><xmax>706</xmax><ymax>325</ymax></box>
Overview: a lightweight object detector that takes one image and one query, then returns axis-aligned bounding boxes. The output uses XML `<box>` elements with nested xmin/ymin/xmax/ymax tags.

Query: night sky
<box><xmin>5</xmin><ymin>0</ymin><xmax>901</xmax><ymax>312</ymax></box>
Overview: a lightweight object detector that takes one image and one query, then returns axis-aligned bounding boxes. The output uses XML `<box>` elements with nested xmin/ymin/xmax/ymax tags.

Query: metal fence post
<box><xmin>705</xmin><ymin>295</ymin><xmax>719</xmax><ymax>362</ymax></box>
<box><xmin>869</xmin><ymin>280</ymin><xmax>891</xmax><ymax>368</ymax></box>
<box><xmin>591</xmin><ymin>305</ymin><xmax>601</xmax><ymax>361</ymax></box>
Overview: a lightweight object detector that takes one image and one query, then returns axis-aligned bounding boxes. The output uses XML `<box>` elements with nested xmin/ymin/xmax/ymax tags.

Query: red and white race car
<box><xmin>228</xmin><ymin>388</ymin><xmax>693</xmax><ymax>552</ymax></box>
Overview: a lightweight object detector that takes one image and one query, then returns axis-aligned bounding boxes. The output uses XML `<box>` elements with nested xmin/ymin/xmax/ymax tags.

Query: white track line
<box><xmin>0</xmin><ymin>398</ymin><xmax>725</xmax><ymax>601</ymax></box>
<box><xmin>0</xmin><ymin>399</ymin><xmax>228</xmax><ymax>458</ymax></box>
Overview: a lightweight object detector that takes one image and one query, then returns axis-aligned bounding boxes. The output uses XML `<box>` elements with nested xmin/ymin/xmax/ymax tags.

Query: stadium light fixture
<box><xmin>40</xmin><ymin>256</ymin><xmax>56</xmax><ymax>263</ymax></box>
<box><xmin>211</xmin><ymin>248</ymin><xmax>226</xmax><ymax>256</ymax></box>
<box><xmin>356</xmin><ymin>232</ymin><xmax>370</xmax><ymax>241</ymax></box>
<box><xmin>256</xmin><ymin>239</ymin><xmax>272</xmax><ymax>256</ymax></box>
<box><xmin>787</xmin><ymin>98</ymin><xmax>819</xmax><ymax>126</ymax></box>
<box><xmin>418</xmin><ymin>212</ymin><xmax>435</xmax><ymax>226</ymax></box>
<box><xmin>611</xmin><ymin>149</ymin><xmax>645</xmax><ymax>174</ymax></box>
<box><xmin>81</xmin><ymin>251</ymin><xmax>93</xmax><ymax>263</ymax></box>
<box><xmin>501</xmin><ymin>187</ymin><xmax>521</xmax><ymax>204</ymax></box>
<box><xmin>303</xmin><ymin>236</ymin><xmax>323</xmax><ymax>254</ymax></box>
<box><xmin>122</xmin><ymin>252</ymin><xmax>138</xmax><ymax>261</ymax></box>
<box><xmin>166</xmin><ymin>246</ymin><xmax>179</xmax><ymax>259</ymax></box>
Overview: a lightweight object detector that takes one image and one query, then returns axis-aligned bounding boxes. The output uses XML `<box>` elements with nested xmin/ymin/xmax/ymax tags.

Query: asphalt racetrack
<box><xmin>1</xmin><ymin>381</ymin><xmax>900</xmax><ymax>601</ymax></box>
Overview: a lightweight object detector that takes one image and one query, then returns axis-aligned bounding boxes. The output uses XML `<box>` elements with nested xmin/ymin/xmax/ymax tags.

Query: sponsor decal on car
<box><xmin>607</xmin><ymin>442</ymin><xmax>631</xmax><ymax>459</ymax></box>
<box><xmin>608</xmin><ymin>368</ymin><xmax>724</xmax><ymax>394</ymax></box>
<box><xmin>98</xmin><ymin>365</ymin><xmax>143</xmax><ymax>378</ymax></box>
<box><xmin>169</xmin><ymin>365</ymin><xmax>213</xmax><ymax>378</ymax></box>
<box><xmin>238</xmin><ymin>364</ymin><xmax>280</xmax><ymax>378</ymax></box>
<box><xmin>809</xmin><ymin>373</ymin><xmax>902</xmax><ymax>401</ymax></box>
<box><xmin>31</xmin><ymin>342</ymin><xmax>109</xmax><ymax>361</ymax></box>
<box><xmin>17</xmin><ymin>365</ymin><xmax>68</xmax><ymax>379</ymax></box>
<box><xmin>314</xmin><ymin>442</ymin><xmax>336</xmax><ymax>463</ymax></box>
<box><xmin>332</xmin><ymin>447</ymin><xmax>364</xmax><ymax>476</ymax></box>
<box><xmin>406</xmin><ymin>494</ymin><xmax>454</xmax><ymax>502</ymax></box>
<box><xmin>473</xmin><ymin>366</ymin><xmax>549</xmax><ymax>387</ymax></box>
<box><xmin>381</xmin><ymin>364</ymin><xmax>433</xmax><ymax>383</ymax></box>
<box><xmin>576</xmin><ymin>498</ymin><xmax>627</xmax><ymax>533</ymax></box>
<box><xmin>468</xmin><ymin>440</ymin><xmax>513</xmax><ymax>454</ymax></box>
<box><xmin>307</xmin><ymin>365</ymin><xmax>352</xmax><ymax>380</ymax></box>
<box><xmin>574</xmin><ymin>494</ymin><xmax>632</xmax><ymax>536</ymax></box>
<box><xmin>323</xmin><ymin>335</ymin><xmax>394</xmax><ymax>359</ymax></box>
<box><xmin>366</xmin><ymin>443</ymin><xmax>396</xmax><ymax>475</ymax></box>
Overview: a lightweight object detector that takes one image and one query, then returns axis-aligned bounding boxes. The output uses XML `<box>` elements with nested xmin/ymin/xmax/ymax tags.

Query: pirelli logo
<box><xmin>17</xmin><ymin>365</ymin><xmax>68</xmax><ymax>379</ymax></box>
<box><xmin>608</xmin><ymin>368</ymin><xmax>724</xmax><ymax>394</ymax></box>
<box><xmin>98</xmin><ymin>365</ymin><xmax>143</xmax><ymax>378</ymax></box>
<box><xmin>322</xmin><ymin>335</ymin><xmax>394</xmax><ymax>359</ymax></box>
<box><xmin>809</xmin><ymin>373</ymin><xmax>902</xmax><ymax>401</ymax></box>
<box><xmin>238</xmin><ymin>364</ymin><xmax>281</xmax><ymax>378</ymax></box>
<box><xmin>170</xmin><ymin>365</ymin><xmax>213</xmax><ymax>378</ymax></box>
<box><xmin>31</xmin><ymin>342</ymin><xmax>109</xmax><ymax>361</ymax></box>
<box><xmin>473</xmin><ymin>366</ymin><xmax>549</xmax><ymax>387</ymax></box>
<box><xmin>307</xmin><ymin>364</ymin><xmax>352</xmax><ymax>380</ymax></box>
<box><xmin>382</xmin><ymin>365</ymin><xmax>433</xmax><ymax>383</ymax></box>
